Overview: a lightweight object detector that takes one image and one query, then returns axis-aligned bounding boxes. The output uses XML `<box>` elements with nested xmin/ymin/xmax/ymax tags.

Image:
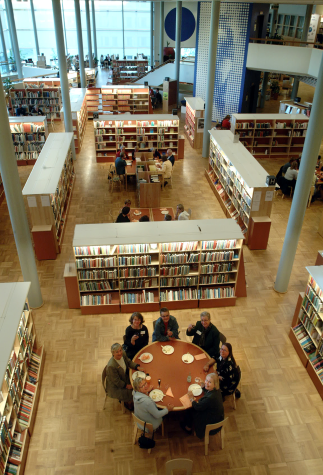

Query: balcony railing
<box><xmin>249</xmin><ymin>37</ymin><xmax>323</xmax><ymax>49</ymax></box>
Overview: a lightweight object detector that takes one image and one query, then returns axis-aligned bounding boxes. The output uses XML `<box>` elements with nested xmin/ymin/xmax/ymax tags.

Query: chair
<box><xmin>166</xmin><ymin>459</ymin><xmax>193</xmax><ymax>475</ymax></box>
<box><xmin>132</xmin><ymin>413</ymin><xmax>164</xmax><ymax>454</ymax></box>
<box><xmin>109</xmin><ymin>164</ymin><xmax>122</xmax><ymax>192</ymax></box>
<box><xmin>227</xmin><ymin>365</ymin><xmax>241</xmax><ymax>410</ymax></box>
<box><xmin>101</xmin><ymin>366</ymin><xmax>125</xmax><ymax>413</ymax></box>
<box><xmin>204</xmin><ymin>417</ymin><xmax>228</xmax><ymax>455</ymax></box>
<box><xmin>187</xmin><ymin>208</ymin><xmax>192</xmax><ymax>219</ymax></box>
<box><xmin>219</xmin><ymin>332</ymin><xmax>227</xmax><ymax>345</ymax></box>
<box><xmin>152</xmin><ymin>319</ymin><xmax>157</xmax><ymax>330</ymax></box>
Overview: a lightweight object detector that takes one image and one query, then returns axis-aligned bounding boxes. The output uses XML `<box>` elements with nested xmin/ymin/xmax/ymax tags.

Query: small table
<box><xmin>131</xmin><ymin>340</ymin><xmax>211</xmax><ymax>411</ymax></box>
<box><xmin>129</xmin><ymin>208</ymin><xmax>150</xmax><ymax>222</ymax></box>
<box><xmin>151</xmin><ymin>207</ymin><xmax>175</xmax><ymax>221</ymax></box>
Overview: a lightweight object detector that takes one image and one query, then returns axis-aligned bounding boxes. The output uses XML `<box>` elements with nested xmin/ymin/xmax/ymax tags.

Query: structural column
<box><xmin>175</xmin><ymin>1</ymin><xmax>182</xmax><ymax>107</ymax></box>
<box><xmin>52</xmin><ymin>0</ymin><xmax>76</xmax><ymax>161</ymax></box>
<box><xmin>122</xmin><ymin>1</ymin><xmax>125</xmax><ymax>59</ymax></box>
<box><xmin>202</xmin><ymin>0</ymin><xmax>221</xmax><ymax>158</ymax></box>
<box><xmin>259</xmin><ymin>72</ymin><xmax>269</xmax><ymax>109</ymax></box>
<box><xmin>0</xmin><ymin>15</ymin><xmax>9</xmax><ymax>72</ymax></box>
<box><xmin>301</xmin><ymin>5</ymin><xmax>313</xmax><ymax>43</ymax></box>
<box><xmin>0</xmin><ymin>73</ymin><xmax>43</xmax><ymax>308</ymax></box>
<box><xmin>85</xmin><ymin>0</ymin><xmax>93</xmax><ymax>68</ymax></box>
<box><xmin>274</xmin><ymin>53</ymin><xmax>323</xmax><ymax>293</ymax></box>
<box><xmin>30</xmin><ymin>0</ymin><xmax>40</xmax><ymax>57</ymax></box>
<box><xmin>5</xmin><ymin>0</ymin><xmax>22</xmax><ymax>78</ymax></box>
<box><xmin>270</xmin><ymin>5</ymin><xmax>278</xmax><ymax>36</ymax></box>
<box><xmin>91</xmin><ymin>0</ymin><xmax>97</xmax><ymax>61</ymax></box>
<box><xmin>159</xmin><ymin>1</ymin><xmax>164</xmax><ymax>65</ymax></box>
<box><xmin>74</xmin><ymin>0</ymin><xmax>86</xmax><ymax>88</ymax></box>
<box><xmin>150</xmin><ymin>2</ymin><xmax>154</xmax><ymax>68</ymax></box>
<box><xmin>290</xmin><ymin>77</ymin><xmax>299</xmax><ymax>100</ymax></box>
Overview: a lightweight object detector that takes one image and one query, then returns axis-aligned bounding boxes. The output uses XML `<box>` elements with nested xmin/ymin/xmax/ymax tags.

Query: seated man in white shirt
<box><xmin>175</xmin><ymin>204</ymin><xmax>190</xmax><ymax>220</ymax></box>
<box><xmin>157</xmin><ymin>155</ymin><xmax>172</xmax><ymax>187</ymax></box>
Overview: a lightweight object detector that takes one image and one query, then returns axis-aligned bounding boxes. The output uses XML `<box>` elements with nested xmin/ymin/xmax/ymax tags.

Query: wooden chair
<box><xmin>152</xmin><ymin>319</ymin><xmax>157</xmax><ymax>330</ymax></box>
<box><xmin>132</xmin><ymin>413</ymin><xmax>164</xmax><ymax>453</ymax></box>
<box><xmin>187</xmin><ymin>208</ymin><xmax>192</xmax><ymax>219</ymax></box>
<box><xmin>204</xmin><ymin>417</ymin><xmax>228</xmax><ymax>455</ymax></box>
<box><xmin>219</xmin><ymin>332</ymin><xmax>227</xmax><ymax>345</ymax></box>
<box><xmin>101</xmin><ymin>366</ymin><xmax>125</xmax><ymax>413</ymax></box>
<box><xmin>166</xmin><ymin>459</ymin><xmax>193</xmax><ymax>475</ymax></box>
<box><xmin>227</xmin><ymin>365</ymin><xmax>241</xmax><ymax>410</ymax></box>
<box><xmin>109</xmin><ymin>164</ymin><xmax>123</xmax><ymax>192</ymax></box>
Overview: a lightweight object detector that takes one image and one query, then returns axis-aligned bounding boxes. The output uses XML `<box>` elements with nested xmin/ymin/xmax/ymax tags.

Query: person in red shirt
<box><xmin>221</xmin><ymin>115</ymin><xmax>231</xmax><ymax>130</ymax></box>
<box><xmin>116</xmin><ymin>145</ymin><xmax>129</xmax><ymax>160</ymax></box>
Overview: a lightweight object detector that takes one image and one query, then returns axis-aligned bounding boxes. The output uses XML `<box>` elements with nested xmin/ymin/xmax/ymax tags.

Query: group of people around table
<box><xmin>105</xmin><ymin>309</ymin><xmax>241</xmax><ymax>440</ymax></box>
<box><xmin>115</xmin><ymin>200</ymin><xmax>191</xmax><ymax>223</ymax></box>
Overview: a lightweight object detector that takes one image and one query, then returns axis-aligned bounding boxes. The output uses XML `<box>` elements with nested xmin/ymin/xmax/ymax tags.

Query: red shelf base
<box><xmin>162</xmin><ymin>300</ymin><xmax>198</xmax><ymax>310</ymax></box>
<box><xmin>199</xmin><ymin>297</ymin><xmax>236</xmax><ymax>308</ymax></box>
<box><xmin>81</xmin><ymin>303</ymin><xmax>120</xmax><ymax>315</ymax></box>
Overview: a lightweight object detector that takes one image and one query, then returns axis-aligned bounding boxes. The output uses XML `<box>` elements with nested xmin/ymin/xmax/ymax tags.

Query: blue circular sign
<box><xmin>165</xmin><ymin>7</ymin><xmax>196</xmax><ymax>42</ymax></box>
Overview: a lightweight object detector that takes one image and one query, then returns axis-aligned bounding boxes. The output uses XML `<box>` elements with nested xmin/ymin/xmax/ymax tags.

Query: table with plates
<box><xmin>130</xmin><ymin>340</ymin><xmax>211</xmax><ymax>410</ymax></box>
<box><xmin>129</xmin><ymin>208</ymin><xmax>150</xmax><ymax>222</ymax></box>
<box><xmin>151</xmin><ymin>207</ymin><xmax>175</xmax><ymax>221</ymax></box>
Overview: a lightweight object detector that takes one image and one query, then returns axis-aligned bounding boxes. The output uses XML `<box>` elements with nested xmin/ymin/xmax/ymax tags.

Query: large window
<box><xmin>276</xmin><ymin>14</ymin><xmax>304</xmax><ymax>39</ymax></box>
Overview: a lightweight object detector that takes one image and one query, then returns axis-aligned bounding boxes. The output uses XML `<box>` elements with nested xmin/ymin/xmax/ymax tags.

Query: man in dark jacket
<box><xmin>186</xmin><ymin>311</ymin><xmax>220</xmax><ymax>359</ymax></box>
<box><xmin>116</xmin><ymin>206</ymin><xmax>130</xmax><ymax>223</ymax></box>
<box><xmin>115</xmin><ymin>152</ymin><xmax>127</xmax><ymax>176</ymax></box>
<box><xmin>167</xmin><ymin>148</ymin><xmax>175</xmax><ymax>166</ymax></box>
<box><xmin>152</xmin><ymin>307</ymin><xmax>179</xmax><ymax>342</ymax></box>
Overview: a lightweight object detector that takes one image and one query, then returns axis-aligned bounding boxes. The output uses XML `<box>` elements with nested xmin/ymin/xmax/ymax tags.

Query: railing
<box><xmin>130</xmin><ymin>59</ymin><xmax>175</xmax><ymax>83</ymax></box>
<box><xmin>249</xmin><ymin>37</ymin><xmax>323</xmax><ymax>49</ymax></box>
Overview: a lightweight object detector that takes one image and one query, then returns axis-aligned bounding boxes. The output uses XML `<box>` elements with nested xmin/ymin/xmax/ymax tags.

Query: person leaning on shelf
<box><xmin>186</xmin><ymin>311</ymin><xmax>221</xmax><ymax>360</ymax></box>
<box><xmin>152</xmin><ymin>307</ymin><xmax>180</xmax><ymax>342</ymax></box>
<box><xmin>167</xmin><ymin>149</ymin><xmax>175</xmax><ymax>167</ymax></box>
<box><xmin>105</xmin><ymin>343</ymin><xmax>144</xmax><ymax>411</ymax></box>
<box><xmin>139</xmin><ymin>215</ymin><xmax>150</xmax><ymax>222</ymax></box>
<box><xmin>175</xmin><ymin>204</ymin><xmax>190</xmax><ymax>221</ymax></box>
<box><xmin>116</xmin><ymin>206</ymin><xmax>131</xmax><ymax>223</ymax></box>
<box><xmin>123</xmin><ymin>312</ymin><xmax>149</xmax><ymax>360</ymax></box>
<box><xmin>115</xmin><ymin>151</ymin><xmax>127</xmax><ymax>177</ymax></box>
<box><xmin>221</xmin><ymin>115</ymin><xmax>231</xmax><ymax>130</ymax></box>
<box><xmin>116</xmin><ymin>145</ymin><xmax>129</xmax><ymax>160</ymax></box>
<box><xmin>164</xmin><ymin>214</ymin><xmax>172</xmax><ymax>221</ymax></box>
<box><xmin>203</xmin><ymin>342</ymin><xmax>241</xmax><ymax>401</ymax></box>
<box><xmin>156</xmin><ymin>155</ymin><xmax>172</xmax><ymax>187</ymax></box>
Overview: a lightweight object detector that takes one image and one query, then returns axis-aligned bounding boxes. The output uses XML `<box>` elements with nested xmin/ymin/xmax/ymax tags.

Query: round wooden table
<box><xmin>131</xmin><ymin>340</ymin><xmax>211</xmax><ymax>410</ymax></box>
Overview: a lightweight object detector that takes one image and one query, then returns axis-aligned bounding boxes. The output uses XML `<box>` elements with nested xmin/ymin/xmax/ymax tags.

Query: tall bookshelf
<box><xmin>112</xmin><ymin>59</ymin><xmax>148</xmax><ymax>83</ymax></box>
<box><xmin>86</xmin><ymin>87</ymin><xmax>101</xmax><ymax>118</ymax></box>
<box><xmin>65</xmin><ymin>88</ymin><xmax>87</xmax><ymax>154</ymax></box>
<box><xmin>205</xmin><ymin>130</ymin><xmax>274</xmax><ymax>248</ymax></box>
<box><xmin>94</xmin><ymin>114</ymin><xmax>179</xmax><ymax>162</ymax></box>
<box><xmin>183</xmin><ymin>96</ymin><xmax>205</xmax><ymax>149</ymax></box>
<box><xmin>22</xmin><ymin>133</ymin><xmax>75</xmax><ymax>260</ymax></box>
<box><xmin>289</xmin><ymin>266</ymin><xmax>323</xmax><ymax>399</ymax></box>
<box><xmin>231</xmin><ymin>114</ymin><xmax>309</xmax><ymax>159</ymax></box>
<box><xmin>9</xmin><ymin>86</ymin><xmax>62</xmax><ymax>122</ymax></box>
<box><xmin>0</xmin><ymin>282</ymin><xmax>45</xmax><ymax>475</ymax></box>
<box><xmin>9</xmin><ymin>117</ymin><xmax>48</xmax><ymax>166</ymax></box>
<box><xmin>66</xmin><ymin>220</ymin><xmax>247</xmax><ymax>314</ymax></box>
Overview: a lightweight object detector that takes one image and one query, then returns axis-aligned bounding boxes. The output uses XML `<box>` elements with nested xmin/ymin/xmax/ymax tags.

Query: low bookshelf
<box><xmin>94</xmin><ymin>113</ymin><xmax>180</xmax><ymax>163</ymax></box>
<box><xmin>184</xmin><ymin>96</ymin><xmax>205</xmax><ymax>149</ymax></box>
<box><xmin>231</xmin><ymin>114</ymin><xmax>309</xmax><ymax>159</ymax></box>
<box><xmin>205</xmin><ymin>130</ymin><xmax>274</xmax><ymax>249</ymax></box>
<box><xmin>66</xmin><ymin>88</ymin><xmax>87</xmax><ymax>154</ymax></box>
<box><xmin>66</xmin><ymin>220</ymin><xmax>247</xmax><ymax>314</ymax></box>
<box><xmin>112</xmin><ymin>59</ymin><xmax>148</xmax><ymax>83</ymax></box>
<box><xmin>9</xmin><ymin>116</ymin><xmax>48</xmax><ymax>166</ymax></box>
<box><xmin>0</xmin><ymin>282</ymin><xmax>45</xmax><ymax>475</ymax></box>
<box><xmin>22</xmin><ymin>133</ymin><xmax>75</xmax><ymax>260</ymax></box>
<box><xmin>289</xmin><ymin>266</ymin><xmax>323</xmax><ymax>399</ymax></box>
<box><xmin>23</xmin><ymin>77</ymin><xmax>61</xmax><ymax>88</ymax></box>
<box><xmin>9</xmin><ymin>85</ymin><xmax>62</xmax><ymax>122</ymax></box>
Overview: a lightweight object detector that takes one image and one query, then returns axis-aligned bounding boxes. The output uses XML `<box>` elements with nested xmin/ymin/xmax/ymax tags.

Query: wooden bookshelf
<box><xmin>9</xmin><ymin>86</ymin><xmax>62</xmax><ymax>122</ymax></box>
<box><xmin>0</xmin><ymin>282</ymin><xmax>45</xmax><ymax>475</ymax></box>
<box><xmin>23</xmin><ymin>78</ymin><xmax>61</xmax><ymax>88</ymax></box>
<box><xmin>205</xmin><ymin>130</ymin><xmax>274</xmax><ymax>248</ymax></box>
<box><xmin>184</xmin><ymin>96</ymin><xmax>205</xmax><ymax>149</ymax></box>
<box><xmin>279</xmin><ymin>100</ymin><xmax>311</xmax><ymax>117</ymax></box>
<box><xmin>94</xmin><ymin>114</ymin><xmax>180</xmax><ymax>163</ymax></box>
<box><xmin>22</xmin><ymin>133</ymin><xmax>75</xmax><ymax>260</ymax></box>
<box><xmin>86</xmin><ymin>87</ymin><xmax>101</xmax><ymax>119</ymax></box>
<box><xmin>231</xmin><ymin>114</ymin><xmax>309</xmax><ymax>159</ymax></box>
<box><xmin>67</xmin><ymin>88</ymin><xmax>87</xmax><ymax>154</ymax></box>
<box><xmin>86</xmin><ymin>86</ymin><xmax>149</xmax><ymax>119</ymax></box>
<box><xmin>9</xmin><ymin>116</ymin><xmax>48</xmax><ymax>166</ymax></box>
<box><xmin>289</xmin><ymin>266</ymin><xmax>323</xmax><ymax>399</ymax></box>
<box><xmin>112</xmin><ymin>59</ymin><xmax>148</xmax><ymax>84</ymax></box>
<box><xmin>68</xmin><ymin>219</ymin><xmax>247</xmax><ymax>314</ymax></box>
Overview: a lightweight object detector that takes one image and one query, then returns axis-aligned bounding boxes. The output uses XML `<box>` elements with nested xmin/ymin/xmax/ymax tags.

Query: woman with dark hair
<box><xmin>123</xmin><ymin>312</ymin><xmax>149</xmax><ymax>359</ymax></box>
<box><xmin>203</xmin><ymin>342</ymin><xmax>240</xmax><ymax>398</ymax></box>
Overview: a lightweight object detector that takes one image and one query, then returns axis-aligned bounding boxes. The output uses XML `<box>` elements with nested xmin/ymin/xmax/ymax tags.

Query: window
<box><xmin>276</xmin><ymin>14</ymin><xmax>305</xmax><ymax>39</ymax></box>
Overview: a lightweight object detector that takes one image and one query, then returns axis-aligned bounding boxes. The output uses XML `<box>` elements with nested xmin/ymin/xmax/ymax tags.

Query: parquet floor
<box><xmin>1</xmin><ymin>74</ymin><xmax>323</xmax><ymax>475</ymax></box>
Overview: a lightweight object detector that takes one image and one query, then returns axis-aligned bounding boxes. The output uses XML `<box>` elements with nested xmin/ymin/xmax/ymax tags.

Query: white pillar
<box><xmin>74</xmin><ymin>0</ymin><xmax>86</xmax><ymax>88</ymax></box>
<box><xmin>5</xmin><ymin>0</ymin><xmax>22</xmax><ymax>78</ymax></box>
<box><xmin>30</xmin><ymin>0</ymin><xmax>40</xmax><ymax>57</ymax></box>
<box><xmin>159</xmin><ymin>1</ymin><xmax>164</xmax><ymax>65</ymax></box>
<box><xmin>0</xmin><ymin>15</ymin><xmax>9</xmax><ymax>72</ymax></box>
<box><xmin>91</xmin><ymin>0</ymin><xmax>97</xmax><ymax>60</ymax></box>
<box><xmin>85</xmin><ymin>0</ymin><xmax>93</xmax><ymax>68</ymax></box>
<box><xmin>150</xmin><ymin>2</ymin><xmax>154</xmax><ymax>68</ymax></box>
<box><xmin>175</xmin><ymin>1</ymin><xmax>182</xmax><ymax>107</ymax></box>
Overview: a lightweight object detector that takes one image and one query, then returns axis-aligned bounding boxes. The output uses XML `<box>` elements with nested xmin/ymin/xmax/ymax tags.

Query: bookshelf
<box><xmin>0</xmin><ymin>282</ymin><xmax>45</xmax><ymax>475</ymax></box>
<box><xmin>112</xmin><ymin>59</ymin><xmax>148</xmax><ymax>84</ymax></box>
<box><xmin>67</xmin><ymin>220</ymin><xmax>247</xmax><ymax>314</ymax></box>
<box><xmin>279</xmin><ymin>100</ymin><xmax>311</xmax><ymax>117</ymax></box>
<box><xmin>86</xmin><ymin>87</ymin><xmax>101</xmax><ymax>119</ymax></box>
<box><xmin>9</xmin><ymin>116</ymin><xmax>48</xmax><ymax>166</ymax></box>
<box><xmin>9</xmin><ymin>86</ymin><xmax>62</xmax><ymax>122</ymax></box>
<box><xmin>205</xmin><ymin>130</ymin><xmax>274</xmax><ymax>248</ymax></box>
<box><xmin>66</xmin><ymin>88</ymin><xmax>87</xmax><ymax>154</ymax></box>
<box><xmin>183</xmin><ymin>97</ymin><xmax>205</xmax><ymax>149</ymax></box>
<box><xmin>22</xmin><ymin>133</ymin><xmax>75</xmax><ymax>260</ymax></box>
<box><xmin>289</xmin><ymin>266</ymin><xmax>323</xmax><ymax>399</ymax></box>
<box><xmin>23</xmin><ymin>78</ymin><xmax>61</xmax><ymax>88</ymax></box>
<box><xmin>230</xmin><ymin>114</ymin><xmax>309</xmax><ymax>159</ymax></box>
<box><xmin>94</xmin><ymin>114</ymin><xmax>180</xmax><ymax>163</ymax></box>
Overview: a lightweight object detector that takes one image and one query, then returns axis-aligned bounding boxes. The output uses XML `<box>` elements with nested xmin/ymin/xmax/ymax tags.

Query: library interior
<box><xmin>2</xmin><ymin>1</ymin><xmax>323</xmax><ymax>474</ymax></box>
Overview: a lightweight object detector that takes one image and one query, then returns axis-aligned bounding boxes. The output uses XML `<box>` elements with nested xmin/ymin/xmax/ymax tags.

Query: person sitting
<box><xmin>282</xmin><ymin>158</ymin><xmax>296</xmax><ymax>175</ymax></box>
<box><xmin>16</xmin><ymin>106</ymin><xmax>27</xmax><ymax>116</ymax></box>
<box><xmin>155</xmin><ymin>88</ymin><xmax>162</xmax><ymax>105</ymax></box>
<box><xmin>105</xmin><ymin>343</ymin><xmax>144</xmax><ymax>410</ymax></box>
<box><xmin>221</xmin><ymin>115</ymin><xmax>231</xmax><ymax>130</ymax></box>
<box><xmin>203</xmin><ymin>343</ymin><xmax>240</xmax><ymax>400</ymax></box>
<box><xmin>186</xmin><ymin>311</ymin><xmax>221</xmax><ymax>360</ymax></box>
<box><xmin>164</xmin><ymin>214</ymin><xmax>172</xmax><ymax>221</ymax></box>
<box><xmin>139</xmin><ymin>215</ymin><xmax>150</xmax><ymax>222</ymax></box>
<box><xmin>123</xmin><ymin>312</ymin><xmax>149</xmax><ymax>360</ymax></box>
<box><xmin>180</xmin><ymin>373</ymin><xmax>224</xmax><ymax>439</ymax></box>
<box><xmin>150</xmin><ymin>147</ymin><xmax>161</xmax><ymax>160</ymax></box>
<box><xmin>30</xmin><ymin>105</ymin><xmax>43</xmax><ymax>115</ymax></box>
<box><xmin>157</xmin><ymin>155</ymin><xmax>172</xmax><ymax>187</ymax></box>
<box><xmin>115</xmin><ymin>152</ymin><xmax>127</xmax><ymax>177</ymax></box>
<box><xmin>132</xmin><ymin>146</ymin><xmax>139</xmax><ymax>161</ymax></box>
<box><xmin>277</xmin><ymin>161</ymin><xmax>298</xmax><ymax>196</ymax></box>
<box><xmin>152</xmin><ymin>307</ymin><xmax>179</xmax><ymax>342</ymax></box>
<box><xmin>133</xmin><ymin>377</ymin><xmax>174</xmax><ymax>430</ymax></box>
<box><xmin>167</xmin><ymin>149</ymin><xmax>175</xmax><ymax>167</ymax></box>
<box><xmin>116</xmin><ymin>206</ymin><xmax>131</xmax><ymax>223</ymax></box>
<box><xmin>116</xmin><ymin>145</ymin><xmax>129</xmax><ymax>160</ymax></box>
<box><xmin>175</xmin><ymin>204</ymin><xmax>190</xmax><ymax>221</ymax></box>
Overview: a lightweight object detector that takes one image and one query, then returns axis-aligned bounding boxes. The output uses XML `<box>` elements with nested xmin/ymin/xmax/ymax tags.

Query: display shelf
<box><xmin>67</xmin><ymin>220</ymin><xmax>247</xmax><ymax>313</ymax></box>
<box><xmin>22</xmin><ymin>133</ymin><xmax>74</xmax><ymax>260</ymax></box>
<box><xmin>112</xmin><ymin>59</ymin><xmax>148</xmax><ymax>84</ymax></box>
<box><xmin>9</xmin><ymin>86</ymin><xmax>62</xmax><ymax>122</ymax></box>
<box><xmin>183</xmin><ymin>97</ymin><xmax>205</xmax><ymax>149</ymax></box>
<box><xmin>94</xmin><ymin>113</ymin><xmax>179</xmax><ymax>162</ymax></box>
<box><xmin>279</xmin><ymin>99</ymin><xmax>311</xmax><ymax>117</ymax></box>
<box><xmin>289</xmin><ymin>267</ymin><xmax>323</xmax><ymax>399</ymax></box>
<box><xmin>0</xmin><ymin>282</ymin><xmax>44</xmax><ymax>475</ymax></box>
<box><xmin>205</xmin><ymin>130</ymin><xmax>274</xmax><ymax>248</ymax></box>
<box><xmin>66</xmin><ymin>88</ymin><xmax>87</xmax><ymax>153</ymax></box>
<box><xmin>231</xmin><ymin>114</ymin><xmax>309</xmax><ymax>159</ymax></box>
<box><xmin>9</xmin><ymin>117</ymin><xmax>48</xmax><ymax>166</ymax></box>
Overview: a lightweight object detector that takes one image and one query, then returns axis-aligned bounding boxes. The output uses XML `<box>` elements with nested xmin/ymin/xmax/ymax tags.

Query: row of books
<box><xmin>119</xmin><ymin>255</ymin><xmax>152</xmax><ymax>266</ymax></box>
<box><xmin>4</xmin><ymin>352</ymin><xmax>18</xmax><ymax>387</ymax></box>
<box><xmin>27</xmin><ymin>350</ymin><xmax>41</xmax><ymax>385</ymax></box>
<box><xmin>160</xmin><ymin>266</ymin><xmax>190</xmax><ymax>276</ymax></box>
<box><xmin>303</xmin><ymin>289</ymin><xmax>322</xmax><ymax>313</ymax></box>
<box><xmin>11</xmin><ymin>133</ymin><xmax>45</xmax><ymax>143</ymax></box>
<box><xmin>200</xmin><ymin>274</ymin><xmax>231</xmax><ymax>284</ymax></box>
<box><xmin>0</xmin><ymin>417</ymin><xmax>12</xmax><ymax>472</ymax></box>
<box><xmin>10</xmin><ymin>124</ymin><xmax>45</xmax><ymax>133</ymax></box>
<box><xmin>81</xmin><ymin>294</ymin><xmax>112</xmax><ymax>306</ymax></box>
<box><xmin>74</xmin><ymin>245</ymin><xmax>116</xmax><ymax>256</ymax></box>
<box><xmin>17</xmin><ymin>382</ymin><xmax>36</xmax><ymax>430</ymax></box>
<box><xmin>201</xmin><ymin>251</ymin><xmax>237</xmax><ymax>262</ymax></box>
<box><xmin>160</xmin><ymin>277</ymin><xmax>198</xmax><ymax>287</ymax></box>
<box><xmin>117</xmin><ymin>244</ymin><xmax>150</xmax><ymax>253</ymax></box>
<box><xmin>160</xmin><ymin>288</ymin><xmax>198</xmax><ymax>301</ymax></box>
<box><xmin>293</xmin><ymin>322</ymin><xmax>317</xmax><ymax>354</ymax></box>
<box><xmin>75</xmin><ymin>257</ymin><xmax>118</xmax><ymax>269</ymax></box>
<box><xmin>201</xmin><ymin>240</ymin><xmax>237</xmax><ymax>250</ymax></box>
<box><xmin>161</xmin><ymin>242</ymin><xmax>198</xmax><ymax>252</ymax></box>
<box><xmin>120</xmin><ymin>290</ymin><xmax>155</xmax><ymax>304</ymax></box>
<box><xmin>13</xmin><ymin>143</ymin><xmax>45</xmax><ymax>153</ymax></box>
<box><xmin>79</xmin><ymin>280</ymin><xmax>118</xmax><ymax>292</ymax></box>
<box><xmin>119</xmin><ymin>267</ymin><xmax>157</xmax><ymax>278</ymax></box>
<box><xmin>308</xmin><ymin>277</ymin><xmax>323</xmax><ymax>301</ymax></box>
<box><xmin>160</xmin><ymin>253</ymin><xmax>199</xmax><ymax>264</ymax></box>
<box><xmin>198</xmin><ymin>287</ymin><xmax>235</xmax><ymax>299</ymax></box>
<box><xmin>120</xmin><ymin>278</ymin><xmax>157</xmax><ymax>289</ymax></box>
<box><xmin>78</xmin><ymin>269</ymin><xmax>118</xmax><ymax>280</ymax></box>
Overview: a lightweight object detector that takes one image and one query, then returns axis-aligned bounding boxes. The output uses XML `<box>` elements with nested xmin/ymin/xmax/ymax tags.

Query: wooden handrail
<box><xmin>249</xmin><ymin>37</ymin><xmax>323</xmax><ymax>48</ymax></box>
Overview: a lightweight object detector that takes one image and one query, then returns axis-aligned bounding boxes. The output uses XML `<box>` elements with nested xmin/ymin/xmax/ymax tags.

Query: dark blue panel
<box><xmin>165</xmin><ymin>7</ymin><xmax>196</xmax><ymax>42</ymax></box>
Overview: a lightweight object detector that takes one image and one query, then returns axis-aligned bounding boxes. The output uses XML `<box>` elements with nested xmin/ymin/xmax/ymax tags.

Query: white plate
<box><xmin>139</xmin><ymin>352</ymin><xmax>153</xmax><ymax>363</ymax></box>
<box><xmin>149</xmin><ymin>389</ymin><xmax>164</xmax><ymax>402</ymax></box>
<box><xmin>161</xmin><ymin>210</ymin><xmax>169</xmax><ymax>215</ymax></box>
<box><xmin>134</xmin><ymin>211</ymin><xmax>142</xmax><ymax>216</ymax></box>
<box><xmin>188</xmin><ymin>383</ymin><xmax>203</xmax><ymax>396</ymax></box>
<box><xmin>132</xmin><ymin>371</ymin><xmax>146</xmax><ymax>381</ymax></box>
<box><xmin>162</xmin><ymin>345</ymin><xmax>174</xmax><ymax>355</ymax></box>
<box><xmin>182</xmin><ymin>353</ymin><xmax>194</xmax><ymax>364</ymax></box>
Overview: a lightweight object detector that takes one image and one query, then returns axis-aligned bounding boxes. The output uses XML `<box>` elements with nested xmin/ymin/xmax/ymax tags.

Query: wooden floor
<box><xmin>1</xmin><ymin>74</ymin><xmax>323</xmax><ymax>475</ymax></box>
